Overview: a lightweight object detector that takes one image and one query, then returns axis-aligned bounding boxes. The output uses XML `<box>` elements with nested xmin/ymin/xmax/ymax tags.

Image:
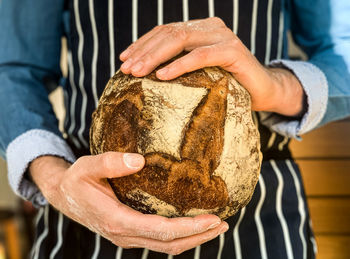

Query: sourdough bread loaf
<box><xmin>90</xmin><ymin>67</ymin><xmax>262</xmax><ymax>219</ymax></box>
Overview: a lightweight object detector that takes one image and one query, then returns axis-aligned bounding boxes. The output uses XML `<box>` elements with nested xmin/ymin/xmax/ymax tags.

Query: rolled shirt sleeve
<box><xmin>0</xmin><ymin>0</ymin><xmax>74</xmax><ymax>206</ymax></box>
<box><xmin>260</xmin><ymin>60</ymin><xmax>328</xmax><ymax>138</ymax></box>
<box><xmin>260</xmin><ymin>0</ymin><xmax>350</xmax><ymax>138</ymax></box>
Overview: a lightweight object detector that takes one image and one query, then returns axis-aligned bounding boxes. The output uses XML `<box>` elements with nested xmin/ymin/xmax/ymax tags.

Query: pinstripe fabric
<box><xmin>30</xmin><ymin>0</ymin><xmax>316</xmax><ymax>258</ymax></box>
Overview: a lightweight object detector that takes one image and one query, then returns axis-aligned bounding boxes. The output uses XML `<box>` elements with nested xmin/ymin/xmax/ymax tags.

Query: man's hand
<box><xmin>120</xmin><ymin>17</ymin><xmax>304</xmax><ymax>117</ymax></box>
<box><xmin>29</xmin><ymin>153</ymin><xmax>228</xmax><ymax>255</ymax></box>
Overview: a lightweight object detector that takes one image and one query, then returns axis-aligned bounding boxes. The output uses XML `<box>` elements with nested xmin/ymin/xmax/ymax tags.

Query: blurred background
<box><xmin>0</xmin><ymin>35</ymin><xmax>349</xmax><ymax>259</ymax></box>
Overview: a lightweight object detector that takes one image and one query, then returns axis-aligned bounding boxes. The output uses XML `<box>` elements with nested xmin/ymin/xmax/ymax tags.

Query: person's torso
<box><xmin>63</xmin><ymin>0</ymin><xmax>291</xmax><ymax>159</ymax></box>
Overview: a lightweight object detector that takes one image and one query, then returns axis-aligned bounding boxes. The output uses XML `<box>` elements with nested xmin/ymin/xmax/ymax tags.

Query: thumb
<box><xmin>79</xmin><ymin>152</ymin><xmax>145</xmax><ymax>179</ymax></box>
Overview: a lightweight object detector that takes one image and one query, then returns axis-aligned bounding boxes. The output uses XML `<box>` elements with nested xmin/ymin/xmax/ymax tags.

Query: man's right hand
<box><xmin>29</xmin><ymin>152</ymin><xmax>228</xmax><ymax>255</ymax></box>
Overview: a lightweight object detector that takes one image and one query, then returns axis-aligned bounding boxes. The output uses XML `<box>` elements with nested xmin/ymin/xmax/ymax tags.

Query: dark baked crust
<box><xmin>90</xmin><ymin>67</ymin><xmax>261</xmax><ymax>219</ymax></box>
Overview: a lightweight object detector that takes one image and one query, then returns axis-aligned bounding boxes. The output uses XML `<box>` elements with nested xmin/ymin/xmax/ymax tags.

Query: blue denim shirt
<box><xmin>0</xmin><ymin>0</ymin><xmax>349</xmax><ymax>206</ymax></box>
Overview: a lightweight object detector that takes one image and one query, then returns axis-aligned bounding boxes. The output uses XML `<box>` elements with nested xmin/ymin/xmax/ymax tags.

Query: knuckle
<box><xmin>111</xmin><ymin>227</ymin><xmax>126</xmax><ymax>237</ymax></box>
<box><xmin>101</xmin><ymin>152</ymin><xmax>116</xmax><ymax>171</ymax></box>
<box><xmin>75</xmin><ymin>155</ymin><xmax>89</xmax><ymax>166</ymax></box>
<box><xmin>193</xmin><ymin>47</ymin><xmax>210</xmax><ymax>60</ymax></box>
<box><xmin>162</xmin><ymin>24</ymin><xmax>175</xmax><ymax>34</ymax></box>
<box><xmin>155</xmin><ymin>24</ymin><xmax>166</xmax><ymax>32</ymax></box>
<box><xmin>169</xmin><ymin>246</ymin><xmax>183</xmax><ymax>255</ymax></box>
<box><xmin>142</xmin><ymin>52</ymin><xmax>156</xmax><ymax>64</ymax></box>
<box><xmin>210</xmin><ymin>16</ymin><xmax>226</xmax><ymax>27</ymax></box>
<box><xmin>126</xmin><ymin>43</ymin><xmax>135</xmax><ymax>52</ymax></box>
<box><xmin>113</xmin><ymin>240</ymin><xmax>133</xmax><ymax>249</ymax></box>
<box><xmin>222</xmin><ymin>27</ymin><xmax>234</xmax><ymax>37</ymax></box>
<box><xmin>227</xmin><ymin>38</ymin><xmax>240</xmax><ymax>51</ymax></box>
<box><xmin>160</xmin><ymin>232</ymin><xmax>175</xmax><ymax>242</ymax></box>
<box><xmin>166</xmin><ymin>25</ymin><xmax>188</xmax><ymax>43</ymax></box>
<box><xmin>174</xmin><ymin>29</ymin><xmax>188</xmax><ymax>42</ymax></box>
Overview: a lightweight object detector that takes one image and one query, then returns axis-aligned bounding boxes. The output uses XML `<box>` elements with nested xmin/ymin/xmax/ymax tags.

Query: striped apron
<box><xmin>30</xmin><ymin>0</ymin><xmax>316</xmax><ymax>258</ymax></box>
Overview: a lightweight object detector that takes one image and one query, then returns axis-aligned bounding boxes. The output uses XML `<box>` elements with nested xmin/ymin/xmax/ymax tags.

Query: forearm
<box><xmin>29</xmin><ymin>156</ymin><xmax>71</xmax><ymax>203</ymax></box>
<box><xmin>0</xmin><ymin>66</ymin><xmax>76</xmax><ymax>206</ymax></box>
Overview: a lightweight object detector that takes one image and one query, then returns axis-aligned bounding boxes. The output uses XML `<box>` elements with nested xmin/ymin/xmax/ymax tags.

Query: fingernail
<box><xmin>121</xmin><ymin>59</ymin><xmax>133</xmax><ymax>71</ymax></box>
<box><xmin>207</xmin><ymin>221</ymin><xmax>220</xmax><ymax>230</ymax></box>
<box><xmin>157</xmin><ymin>67</ymin><xmax>169</xmax><ymax>78</ymax></box>
<box><xmin>132</xmin><ymin>61</ymin><xmax>144</xmax><ymax>73</ymax></box>
<box><xmin>123</xmin><ymin>153</ymin><xmax>144</xmax><ymax>169</ymax></box>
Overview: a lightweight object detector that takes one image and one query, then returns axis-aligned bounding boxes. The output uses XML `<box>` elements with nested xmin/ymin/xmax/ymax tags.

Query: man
<box><xmin>1</xmin><ymin>0</ymin><xmax>349</xmax><ymax>258</ymax></box>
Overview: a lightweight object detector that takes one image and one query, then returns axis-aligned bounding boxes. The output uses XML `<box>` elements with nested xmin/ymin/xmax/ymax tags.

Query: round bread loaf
<box><xmin>90</xmin><ymin>66</ymin><xmax>262</xmax><ymax>220</ymax></box>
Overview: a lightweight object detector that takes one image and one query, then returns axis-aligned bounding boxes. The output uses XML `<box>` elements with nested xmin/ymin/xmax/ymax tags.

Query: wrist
<box><xmin>29</xmin><ymin>156</ymin><xmax>71</xmax><ymax>202</ymax></box>
<box><xmin>266</xmin><ymin>67</ymin><xmax>304</xmax><ymax>117</ymax></box>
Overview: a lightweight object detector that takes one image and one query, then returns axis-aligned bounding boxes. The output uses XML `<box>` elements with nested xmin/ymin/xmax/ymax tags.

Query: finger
<box><xmin>120</xmin><ymin>25</ymin><xmax>165</xmax><ymax>61</ymax></box>
<box><xmin>113</xmin><ymin>221</ymin><xmax>229</xmax><ymax>255</ymax></box>
<box><xmin>127</xmin><ymin>36</ymin><xmax>185</xmax><ymax>77</ymax></box>
<box><xmin>120</xmin><ymin>30</ymin><xmax>172</xmax><ymax>74</ymax></box>
<box><xmin>113</xmin><ymin>204</ymin><xmax>223</xmax><ymax>240</ymax></box>
<box><xmin>124</xmin><ymin>27</ymin><xmax>233</xmax><ymax>77</ymax></box>
<box><xmin>156</xmin><ymin>43</ymin><xmax>237</xmax><ymax>80</ymax></box>
<box><xmin>76</xmin><ymin>152</ymin><xmax>145</xmax><ymax>179</ymax></box>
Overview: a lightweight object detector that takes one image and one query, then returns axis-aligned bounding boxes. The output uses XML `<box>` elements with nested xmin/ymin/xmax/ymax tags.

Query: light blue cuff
<box><xmin>6</xmin><ymin>129</ymin><xmax>76</xmax><ymax>207</ymax></box>
<box><xmin>259</xmin><ymin>60</ymin><xmax>328</xmax><ymax>139</ymax></box>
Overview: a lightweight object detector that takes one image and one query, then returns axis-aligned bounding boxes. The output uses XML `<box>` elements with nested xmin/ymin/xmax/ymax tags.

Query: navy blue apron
<box><xmin>31</xmin><ymin>0</ymin><xmax>316</xmax><ymax>258</ymax></box>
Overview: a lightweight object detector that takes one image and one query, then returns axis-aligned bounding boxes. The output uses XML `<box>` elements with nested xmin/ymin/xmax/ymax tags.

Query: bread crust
<box><xmin>90</xmin><ymin>67</ymin><xmax>262</xmax><ymax>219</ymax></box>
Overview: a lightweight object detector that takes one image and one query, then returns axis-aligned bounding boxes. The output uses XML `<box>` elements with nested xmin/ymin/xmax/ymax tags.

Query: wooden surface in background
<box><xmin>290</xmin><ymin>121</ymin><xmax>350</xmax><ymax>159</ymax></box>
<box><xmin>298</xmin><ymin>160</ymin><xmax>350</xmax><ymax>196</ymax></box>
<box><xmin>316</xmin><ymin>236</ymin><xmax>350</xmax><ymax>259</ymax></box>
<box><xmin>290</xmin><ymin>119</ymin><xmax>350</xmax><ymax>259</ymax></box>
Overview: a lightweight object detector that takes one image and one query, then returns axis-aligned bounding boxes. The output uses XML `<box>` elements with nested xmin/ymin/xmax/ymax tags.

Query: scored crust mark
<box><xmin>181</xmin><ymin>76</ymin><xmax>228</xmax><ymax>172</ymax></box>
<box><xmin>138</xmin><ymin>78</ymin><xmax>208</xmax><ymax>160</ymax></box>
<box><xmin>102</xmin><ymin>100</ymin><xmax>139</xmax><ymax>153</ymax></box>
<box><xmin>212</xmin><ymin>77</ymin><xmax>261</xmax><ymax>211</ymax></box>
<box><xmin>98</xmin><ymin>82</ymin><xmax>145</xmax><ymax>153</ymax></box>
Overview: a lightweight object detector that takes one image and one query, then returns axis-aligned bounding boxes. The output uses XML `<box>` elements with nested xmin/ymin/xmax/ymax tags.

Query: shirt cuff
<box><xmin>259</xmin><ymin>59</ymin><xmax>328</xmax><ymax>139</ymax></box>
<box><xmin>6</xmin><ymin>129</ymin><xmax>76</xmax><ymax>207</ymax></box>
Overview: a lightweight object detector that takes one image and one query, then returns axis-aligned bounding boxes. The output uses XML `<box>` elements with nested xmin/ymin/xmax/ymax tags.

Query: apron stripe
<box><xmin>271</xmin><ymin>160</ymin><xmax>294</xmax><ymax>259</ymax></box>
<box><xmin>183</xmin><ymin>0</ymin><xmax>189</xmax><ymax>21</ymax></box>
<box><xmin>91</xmin><ymin>234</ymin><xmax>101</xmax><ymax>259</ymax></box>
<box><xmin>158</xmin><ymin>0</ymin><xmax>164</xmax><ymax>25</ymax></box>
<box><xmin>67</xmin><ymin>52</ymin><xmax>82</xmax><ymax>150</ymax></box>
<box><xmin>277</xmin><ymin>9</ymin><xmax>284</xmax><ymax>59</ymax></box>
<box><xmin>194</xmin><ymin>245</ymin><xmax>201</xmax><ymax>259</ymax></box>
<box><xmin>208</xmin><ymin>0</ymin><xmax>215</xmax><ymax>17</ymax></box>
<box><xmin>216</xmin><ymin>234</ymin><xmax>224</xmax><ymax>259</ymax></box>
<box><xmin>49</xmin><ymin>212</ymin><xmax>64</xmax><ymax>259</ymax></box>
<box><xmin>33</xmin><ymin>206</ymin><xmax>49</xmax><ymax>259</ymax></box>
<box><xmin>88</xmin><ymin>0</ymin><xmax>99</xmax><ymax>107</ymax></box>
<box><xmin>250</xmin><ymin>0</ymin><xmax>259</xmax><ymax>55</ymax></box>
<box><xmin>30</xmin><ymin>207</ymin><xmax>45</xmax><ymax>258</ymax></box>
<box><xmin>115</xmin><ymin>247</ymin><xmax>123</xmax><ymax>259</ymax></box>
<box><xmin>233</xmin><ymin>207</ymin><xmax>246</xmax><ymax>259</ymax></box>
<box><xmin>264</xmin><ymin>0</ymin><xmax>274</xmax><ymax>64</ymax></box>
<box><xmin>254</xmin><ymin>175</ymin><xmax>268</xmax><ymax>259</ymax></box>
<box><xmin>267</xmin><ymin>132</ymin><xmax>277</xmax><ymax>149</ymax></box>
<box><xmin>233</xmin><ymin>0</ymin><xmax>239</xmax><ymax>34</ymax></box>
<box><xmin>141</xmin><ymin>248</ymin><xmax>149</xmax><ymax>259</ymax></box>
<box><xmin>108</xmin><ymin>0</ymin><xmax>115</xmax><ymax>77</ymax></box>
<box><xmin>278</xmin><ymin>136</ymin><xmax>289</xmax><ymax>151</ymax></box>
<box><xmin>132</xmin><ymin>0</ymin><xmax>138</xmax><ymax>42</ymax></box>
<box><xmin>308</xmin><ymin>219</ymin><xmax>317</xmax><ymax>254</ymax></box>
<box><xmin>73</xmin><ymin>0</ymin><xmax>89</xmax><ymax>148</ymax></box>
<box><xmin>286</xmin><ymin>160</ymin><xmax>307</xmax><ymax>259</ymax></box>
